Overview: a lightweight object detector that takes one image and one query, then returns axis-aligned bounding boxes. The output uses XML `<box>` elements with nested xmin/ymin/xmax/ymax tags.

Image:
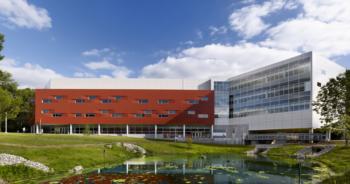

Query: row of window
<box><xmin>231</xmin><ymin>103</ymin><xmax>310</xmax><ymax>118</ymax></box>
<box><xmin>42</xmin><ymin>97</ymin><xmax>208</xmax><ymax>104</ymax></box>
<box><xmin>45</xmin><ymin>111</ymin><xmax>209</xmax><ymax>119</ymax></box>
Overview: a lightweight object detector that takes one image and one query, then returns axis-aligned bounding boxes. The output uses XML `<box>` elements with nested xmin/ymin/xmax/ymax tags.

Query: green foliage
<box><xmin>0</xmin><ymin>33</ymin><xmax>4</xmax><ymax>61</ymax></box>
<box><xmin>11</xmin><ymin>88</ymin><xmax>35</xmax><ymax>131</ymax></box>
<box><xmin>83</xmin><ymin>124</ymin><xmax>91</xmax><ymax>135</ymax></box>
<box><xmin>313</xmin><ymin>70</ymin><xmax>350</xmax><ymax>145</ymax></box>
<box><xmin>186</xmin><ymin>137</ymin><xmax>193</xmax><ymax>148</ymax></box>
<box><xmin>322</xmin><ymin>170</ymin><xmax>350</xmax><ymax>184</ymax></box>
<box><xmin>0</xmin><ymin>90</ymin><xmax>11</xmax><ymax>127</ymax></box>
<box><xmin>0</xmin><ymin>164</ymin><xmax>46</xmax><ymax>183</ymax></box>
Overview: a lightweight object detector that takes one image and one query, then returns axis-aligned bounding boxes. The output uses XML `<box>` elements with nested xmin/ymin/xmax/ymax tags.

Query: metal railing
<box><xmin>246</xmin><ymin>133</ymin><xmax>326</xmax><ymax>141</ymax></box>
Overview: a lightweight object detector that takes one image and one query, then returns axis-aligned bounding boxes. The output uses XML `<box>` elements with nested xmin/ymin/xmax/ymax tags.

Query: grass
<box><xmin>266</xmin><ymin>144</ymin><xmax>306</xmax><ymax>165</ymax></box>
<box><xmin>267</xmin><ymin>143</ymin><xmax>350</xmax><ymax>183</ymax></box>
<box><xmin>0</xmin><ymin>133</ymin><xmax>252</xmax><ymax>183</ymax></box>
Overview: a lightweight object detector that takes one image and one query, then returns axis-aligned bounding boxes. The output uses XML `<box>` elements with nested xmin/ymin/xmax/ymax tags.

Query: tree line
<box><xmin>0</xmin><ymin>33</ymin><xmax>34</xmax><ymax>132</ymax></box>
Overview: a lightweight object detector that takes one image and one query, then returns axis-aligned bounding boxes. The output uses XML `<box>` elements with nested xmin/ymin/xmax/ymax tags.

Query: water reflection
<box><xmin>55</xmin><ymin>155</ymin><xmax>316</xmax><ymax>184</ymax></box>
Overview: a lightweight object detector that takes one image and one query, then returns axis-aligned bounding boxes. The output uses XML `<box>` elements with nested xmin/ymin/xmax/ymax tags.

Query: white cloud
<box><xmin>73</xmin><ymin>72</ymin><xmax>95</xmax><ymax>78</ymax></box>
<box><xmin>81</xmin><ymin>48</ymin><xmax>111</xmax><ymax>56</ymax></box>
<box><xmin>261</xmin><ymin>18</ymin><xmax>350</xmax><ymax>57</ymax></box>
<box><xmin>143</xmin><ymin>0</ymin><xmax>349</xmax><ymax>81</ymax></box>
<box><xmin>260</xmin><ymin>0</ymin><xmax>350</xmax><ymax>58</ymax></box>
<box><xmin>209</xmin><ymin>26</ymin><xmax>228</xmax><ymax>36</ymax></box>
<box><xmin>300</xmin><ymin>0</ymin><xmax>350</xmax><ymax>23</ymax></box>
<box><xmin>0</xmin><ymin>0</ymin><xmax>51</xmax><ymax>30</ymax></box>
<box><xmin>229</xmin><ymin>0</ymin><xmax>288</xmax><ymax>39</ymax></box>
<box><xmin>141</xmin><ymin>43</ymin><xmax>298</xmax><ymax>79</ymax></box>
<box><xmin>84</xmin><ymin>60</ymin><xmax>117</xmax><ymax>70</ymax></box>
<box><xmin>0</xmin><ymin>58</ymin><xmax>63</xmax><ymax>88</ymax></box>
<box><xmin>83</xmin><ymin>60</ymin><xmax>132</xmax><ymax>78</ymax></box>
<box><xmin>196</xmin><ymin>30</ymin><xmax>203</xmax><ymax>39</ymax></box>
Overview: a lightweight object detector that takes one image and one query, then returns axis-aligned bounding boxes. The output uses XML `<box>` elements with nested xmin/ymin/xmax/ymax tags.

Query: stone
<box><xmin>0</xmin><ymin>153</ymin><xmax>50</xmax><ymax>172</ymax></box>
<box><xmin>0</xmin><ymin>178</ymin><xmax>7</xmax><ymax>184</ymax></box>
<box><xmin>114</xmin><ymin>142</ymin><xmax>147</xmax><ymax>155</ymax></box>
<box><xmin>73</xmin><ymin>165</ymin><xmax>84</xmax><ymax>174</ymax></box>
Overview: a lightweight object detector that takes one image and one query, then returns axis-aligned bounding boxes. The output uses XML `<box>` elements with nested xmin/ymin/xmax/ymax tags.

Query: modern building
<box><xmin>34</xmin><ymin>52</ymin><xmax>346</xmax><ymax>143</ymax></box>
<box><xmin>35</xmin><ymin>79</ymin><xmax>214</xmax><ymax>139</ymax></box>
<box><xmin>213</xmin><ymin>52</ymin><xmax>345</xmax><ymax>143</ymax></box>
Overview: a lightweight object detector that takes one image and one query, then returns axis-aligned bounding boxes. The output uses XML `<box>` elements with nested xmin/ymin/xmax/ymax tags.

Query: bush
<box><xmin>83</xmin><ymin>124</ymin><xmax>91</xmax><ymax>135</ymax></box>
<box><xmin>186</xmin><ymin>137</ymin><xmax>192</xmax><ymax>148</ymax></box>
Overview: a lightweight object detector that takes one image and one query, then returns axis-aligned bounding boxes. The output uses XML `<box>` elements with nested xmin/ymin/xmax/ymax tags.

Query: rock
<box><xmin>104</xmin><ymin>144</ymin><xmax>113</xmax><ymax>149</ymax></box>
<box><xmin>0</xmin><ymin>178</ymin><xmax>7</xmax><ymax>184</ymax></box>
<box><xmin>115</xmin><ymin>142</ymin><xmax>146</xmax><ymax>155</ymax></box>
<box><xmin>73</xmin><ymin>165</ymin><xmax>84</xmax><ymax>174</ymax></box>
<box><xmin>0</xmin><ymin>153</ymin><xmax>50</xmax><ymax>172</ymax></box>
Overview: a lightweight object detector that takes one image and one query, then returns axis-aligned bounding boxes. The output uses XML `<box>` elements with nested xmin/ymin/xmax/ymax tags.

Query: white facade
<box><xmin>46</xmin><ymin>78</ymin><xmax>211</xmax><ymax>90</ymax></box>
<box><xmin>222</xmin><ymin>52</ymin><xmax>345</xmax><ymax>136</ymax></box>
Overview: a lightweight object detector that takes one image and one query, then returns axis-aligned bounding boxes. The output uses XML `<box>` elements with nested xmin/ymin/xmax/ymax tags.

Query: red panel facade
<box><xmin>35</xmin><ymin>89</ymin><xmax>214</xmax><ymax>126</ymax></box>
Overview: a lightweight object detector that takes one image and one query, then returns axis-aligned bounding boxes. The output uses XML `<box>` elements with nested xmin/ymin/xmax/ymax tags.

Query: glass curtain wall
<box><xmin>229</xmin><ymin>56</ymin><xmax>312</xmax><ymax>119</ymax></box>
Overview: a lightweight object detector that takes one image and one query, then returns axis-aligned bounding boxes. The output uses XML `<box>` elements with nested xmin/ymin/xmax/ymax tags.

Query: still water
<box><xmin>56</xmin><ymin>155</ymin><xmax>319</xmax><ymax>184</ymax></box>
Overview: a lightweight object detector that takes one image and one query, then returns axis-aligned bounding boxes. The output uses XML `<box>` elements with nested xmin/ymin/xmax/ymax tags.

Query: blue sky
<box><xmin>0</xmin><ymin>0</ymin><xmax>349</xmax><ymax>88</ymax></box>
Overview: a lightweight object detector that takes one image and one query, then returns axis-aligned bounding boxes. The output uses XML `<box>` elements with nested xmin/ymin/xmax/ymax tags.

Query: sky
<box><xmin>0</xmin><ymin>0</ymin><xmax>349</xmax><ymax>88</ymax></box>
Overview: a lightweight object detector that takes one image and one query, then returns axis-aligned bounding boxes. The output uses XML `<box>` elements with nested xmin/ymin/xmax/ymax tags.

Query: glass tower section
<box><xmin>214</xmin><ymin>81</ymin><xmax>230</xmax><ymax>119</ymax></box>
<box><xmin>229</xmin><ymin>56</ymin><xmax>312</xmax><ymax>119</ymax></box>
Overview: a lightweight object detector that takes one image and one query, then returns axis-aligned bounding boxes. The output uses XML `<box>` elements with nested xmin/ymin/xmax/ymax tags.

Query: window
<box><xmin>42</xmin><ymin>99</ymin><xmax>52</xmax><ymax>104</ymax></box>
<box><xmin>201</xmin><ymin>96</ymin><xmax>208</xmax><ymax>101</ymax></box>
<box><xmin>85</xmin><ymin>113</ymin><xmax>96</xmax><ymax>117</ymax></box>
<box><xmin>138</xmin><ymin>99</ymin><xmax>148</xmax><ymax>104</ymax></box>
<box><xmin>198</xmin><ymin>114</ymin><xmax>209</xmax><ymax>119</ymax></box>
<box><xmin>134</xmin><ymin>113</ymin><xmax>144</xmax><ymax>118</ymax></box>
<box><xmin>158</xmin><ymin>114</ymin><xmax>169</xmax><ymax>118</ymax></box>
<box><xmin>187</xmin><ymin>99</ymin><xmax>199</xmax><ymax>104</ymax></box>
<box><xmin>168</xmin><ymin>110</ymin><xmax>176</xmax><ymax>115</ymax></box>
<box><xmin>101</xmin><ymin>99</ymin><xmax>112</xmax><ymax>104</ymax></box>
<box><xmin>75</xmin><ymin>99</ymin><xmax>85</xmax><ymax>104</ymax></box>
<box><xmin>115</xmin><ymin>96</ymin><xmax>124</xmax><ymax>101</ymax></box>
<box><xmin>52</xmin><ymin>113</ymin><xmax>63</xmax><ymax>117</ymax></box>
<box><xmin>187</xmin><ymin>110</ymin><xmax>196</xmax><ymax>115</ymax></box>
<box><xmin>144</xmin><ymin>110</ymin><xmax>152</xmax><ymax>115</ymax></box>
<box><xmin>100</xmin><ymin>110</ymin><xmax>109</xmax><ymax>114</ymax></box>
<box><xmin>112</xmin><ymin>113</ymin><xmax>125</xmax><ymax>118</ymax></box>
<box><xmin>158</xmin><ymin>99</ymin><xmax>170</xmax><ymax>104</ymax></box>
<box><xmin>41</xmin><ymin>109</ymin><xmax>49</xmax><ymax>114</ymax></box>
<box><xmin>74</xmin><ymin>113</ymin><xmax>82</xmax><ymax>117</ymax></box>
<box><xmin>88</xmin><ymin>96</ymin><xmax>97</xmax><ymax>100</ymax></box>
<box><xmin>54</xmin><ymin>96</ymin><xmax>63</xmax><ymax>100</ymax></box>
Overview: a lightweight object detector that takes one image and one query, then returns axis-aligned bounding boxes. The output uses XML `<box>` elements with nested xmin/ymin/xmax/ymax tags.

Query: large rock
<box><xmin>115</xmin><ymin>143</ymin><xmax>146</xmax><ymax>155</ymax></box>
<box><xmin>71</xmin><ymin>165</ymin><xmax>84</xmax><ymax>174</ymax></box>
<box><xmin>0</xmin><ymin>153</ymin><xmax>50</xmax><ymax>172</ymax></box>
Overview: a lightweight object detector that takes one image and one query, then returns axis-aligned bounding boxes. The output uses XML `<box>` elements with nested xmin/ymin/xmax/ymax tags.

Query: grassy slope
<box><xmin>266</xmin><ymin>144</ymin><xmax>306</xmax><ymax>165</ymax></box>
<box><xmin>0</xmin><ymin>133</ymin><xmax>252</xmax><ymax>183</ymax></box>
<box><xmin>267</xmin><ymin>143</ymin><xmax>350</xmax><ymax>183</ymax></box>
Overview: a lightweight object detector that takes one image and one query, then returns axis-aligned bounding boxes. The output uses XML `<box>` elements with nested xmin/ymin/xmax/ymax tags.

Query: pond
<box><xmin>52</xmin><ymin>154</ymin><xmax>321</xmax><ymax>184</ymax></box>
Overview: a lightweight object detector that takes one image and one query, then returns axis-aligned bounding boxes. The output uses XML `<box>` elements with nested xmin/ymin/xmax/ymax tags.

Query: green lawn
<box><xmin>267</xmin><ymin>143</ymin><xmax>350</xmax><ymax>183</ymax></box>
<box><xmin>0</xmin><ymin>133</ymin><xmax>252</xmax><ymax>183</ymax></box>
<box><xmin>266</xmin><ymin>144</ymin><xmax>306</xmax><ymax>165</ymax></box>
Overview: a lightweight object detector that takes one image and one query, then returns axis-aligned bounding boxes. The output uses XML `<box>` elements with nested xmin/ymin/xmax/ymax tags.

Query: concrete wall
<box><xmin>46</xmin><ymin>78</ymin><xmax>211</xmax><ymax>90</ymax></box>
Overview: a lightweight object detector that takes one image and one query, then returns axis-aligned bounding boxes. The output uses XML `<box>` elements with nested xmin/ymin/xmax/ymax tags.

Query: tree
<box><xmin>0</xmin><ymin>88</ymin><xmax>13</xmax><ymax>131</ymax></box>
<box><xmin>0</xmin><ymin>33</ymin><xmax>24</xmax><ymax>132</ymax></box>
<box><xmin>0</xmin><ymin>33</ymin><xmax>4</xmax><ymax>61</ymax></box>
<box><xmin>10</xmin><ymin>89</ymin><xmax>35</xmax><ymax>132</ymax></box>
<box><xmin>313</xmin><ymin>70</ymin><xmax>350</xmax><ymax>146</ymax></box>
